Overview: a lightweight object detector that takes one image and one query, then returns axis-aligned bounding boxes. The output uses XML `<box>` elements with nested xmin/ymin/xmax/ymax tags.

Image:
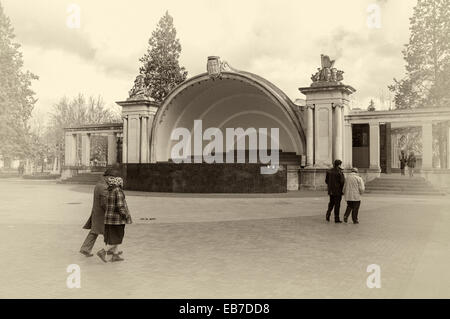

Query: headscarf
<box><xmin>106</xmin><ymin>176</ymin><xmax>123</xmax><ymax>188</ymax></box>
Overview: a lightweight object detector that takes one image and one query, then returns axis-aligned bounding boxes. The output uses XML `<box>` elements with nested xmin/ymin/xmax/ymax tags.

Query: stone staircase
<box><xmin>365</xmin><ymin>174</ymin><xmax>446</xmax><ymax>196</ymax></box>
<box><xmin>59</xmin><ymin>172</ymin><xmax>104</xmax><ymax>185</ymax></box>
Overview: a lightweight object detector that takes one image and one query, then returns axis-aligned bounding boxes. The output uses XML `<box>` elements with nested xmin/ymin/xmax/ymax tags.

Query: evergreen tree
<box><xmin>138</xmin><ymin>11</ymin><xmax>188</xmax><ymax>102</ymax></box>
<box><xmin>0</xmin><ymin>2</ymin><xmax>38</xmax><ymax>160</ymax></box>
<box><xmin>388</xmin><ymin>0</ymin><xmax>450</xmax><ymax>108</ymax></box>
<box><xmin>388</xmin><ymin>0</ymin><xmax>450</xmax><ymax>168</ymax></box>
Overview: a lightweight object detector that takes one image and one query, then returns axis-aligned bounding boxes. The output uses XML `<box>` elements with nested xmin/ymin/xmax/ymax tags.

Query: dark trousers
<box><xmin>80</xmin><ymin>231</ymin><xmax>98</xmax><ymax>253</ymax></box>
<box><xmin>326</xmin><ymin>195</ymin><xmax>342</xmax><ymax>221</ymax></box>
<box><xmin>344</xmin><ymin>201</ymin><xmax>361</xmax><ymax>222</ymax></box>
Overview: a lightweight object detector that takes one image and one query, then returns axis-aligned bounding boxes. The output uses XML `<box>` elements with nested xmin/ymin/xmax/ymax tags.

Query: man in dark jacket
<box><xmin>80</xmin><ymin>168</ymin><xmax>119</xmax><ymax>257</ymax></box>
<box><xmin>325</xmin><ymin>159</ymin><xmax>345</xmax><ymax>223</ymax></box>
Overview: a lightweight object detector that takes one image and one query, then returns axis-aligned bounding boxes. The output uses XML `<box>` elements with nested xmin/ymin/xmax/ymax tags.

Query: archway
<box><xmin>151</xmin><ymin>71</ymin><xmax>306</xmax><ymax>163</ymax></box>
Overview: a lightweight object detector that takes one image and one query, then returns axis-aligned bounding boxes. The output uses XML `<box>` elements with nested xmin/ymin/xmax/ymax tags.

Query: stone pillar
<box><xmin>369</xmin><ymin>122</ymin><xmax>380</xmax><ymax>170</ymax></box>
<box><xmin>333</xmin><ymin>103</ymin><xmax>343</xmax><ymax>162</ymax></box>
<box><xmin>447</xmin><ymin>126</ymin><xmax>450</xmax><ymax>170</ymax></box>
<box><xmin>107</xmin><ymin>134</ymin><xmax>118</xmax><ymax>165</ymax></box>
<box><xmin>422</xmin><ymin>122</ymin><xmax>433</xmax><ymax>169</ymax></box>
<box><xmin>306</xmin><ymin>104</ymin><xmax>314</xmax><ymax>166</ymax></box>
<box><xmin>64</xmin><ymin>133</ymin><xmax>72</xmax><ymax>166</ymax></box>
<box><xmin>127</xmin><ymin>115</ymin><xmax>141</xmax><ymax>163</ymax></box>
<box><xmin>343</xmin><ymin>122</ymin><xmax>353</xmax><ymax>169</ymax></box>
<box><xmin>64</xmin><ymin>133</ymin><xmax>77</xmax><ymax>166</ymax></box>
<box><xmin>140</xmin><ymin>116</ymin><xmax>148</xmax><ymax>163</ymax></box>
<box><xmin>299</xmin><ymin>85</ymin><xmax>355</xmax><ymax>168</ymax></box>
<box><xmin>81</xmin><ymin>133</ymin><xmax>91</xmax><ymax>167</ymax></box>
<box><xmin>116</xmin><ymin>99</ymin><xmax>160</xmax><ymax>164</ymax></box>
<box><xmin>52</xmin><ymin>157</ymin><xmax>58</xmax><ymax>174</ymax></box>
<box><xmin>148</xmin><ymin>114</ymin><xmax>156</xmax><ymax>162</ymax></box>
<box><xmin>287</xmin><ymin>165</ymin><xmax>301</xmax><ymax>190</ymax></box>
<box><xmin>122</xmin><ymin>117</ymin><xmax>128</xmax><ymax>163</ymax></box>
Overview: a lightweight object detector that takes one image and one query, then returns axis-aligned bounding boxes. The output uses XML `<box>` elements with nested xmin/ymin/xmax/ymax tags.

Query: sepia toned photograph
<box><xmin>0</xmin><ymin>0</ymin><xmax>449</xmax><ymax>302</ymax></box>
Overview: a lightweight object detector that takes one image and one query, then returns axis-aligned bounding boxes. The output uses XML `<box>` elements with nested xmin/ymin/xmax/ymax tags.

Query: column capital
<box><xmin>306</xmin><ymin>104</ymin><xmax>315</xmax><ymax>110</ymax></box>
<box><xmin>331</xmin><ymin>103</ymin><xmax>343</xmax><ymax>109</ymax></box>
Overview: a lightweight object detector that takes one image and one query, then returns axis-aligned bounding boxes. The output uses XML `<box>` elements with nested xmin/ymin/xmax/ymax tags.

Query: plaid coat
<box><xmin>104</xmin><ymin>186</ymin><xmax>133</xmax><ymax>225</ymax></box>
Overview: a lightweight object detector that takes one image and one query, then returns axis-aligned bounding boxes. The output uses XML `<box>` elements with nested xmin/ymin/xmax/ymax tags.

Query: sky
<box><xmin>2</xmin><ymin>0</ymin><xmax>417</xmax><ymax>121</ymax></box>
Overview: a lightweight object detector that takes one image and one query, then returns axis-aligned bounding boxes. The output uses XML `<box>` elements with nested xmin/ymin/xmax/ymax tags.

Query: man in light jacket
<box><xmin>343</xmin><ymin>167</ymin><xmax>365</xmax><ymax>224</ymax></box>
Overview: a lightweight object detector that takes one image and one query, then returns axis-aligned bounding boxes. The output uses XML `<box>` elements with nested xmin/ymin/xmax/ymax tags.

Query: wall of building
<box><xmin>123</xmin><ymin>163</ymin><xmax>287</xmax><ymax>193</ymax></box>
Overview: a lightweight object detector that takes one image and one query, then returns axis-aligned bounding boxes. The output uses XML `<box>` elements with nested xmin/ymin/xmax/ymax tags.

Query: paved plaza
<box><xmin>0</xmin><ymin>178</ymin><xmax>449</xmax><ymax>299</ymax></box>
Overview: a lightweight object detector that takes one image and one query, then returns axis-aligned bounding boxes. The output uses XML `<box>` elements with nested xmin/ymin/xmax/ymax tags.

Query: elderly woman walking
<box><xmin>97</xmin><ymin>175</ymin><xmax>132</xmax><ymax>263</ymax></box>
<box><xmin>343</xmin><ymin>168</ymin><xmax>365</xmax><ymax>224</ymax></box>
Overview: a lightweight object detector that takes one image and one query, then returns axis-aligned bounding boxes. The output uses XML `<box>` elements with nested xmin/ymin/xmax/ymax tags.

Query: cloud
<box><xmin>2</xmin><ymin>0</ymin><xmax>418</xmax><ymax>116</ymax></box>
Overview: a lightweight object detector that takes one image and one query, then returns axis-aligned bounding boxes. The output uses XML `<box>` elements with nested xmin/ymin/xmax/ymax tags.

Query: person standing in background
<box><xmin>407</xmin><ymin>152</ymin><xmax>417</xmax><ymax>178</ymax></box>
<box><xmin>399</xmin><ymin>150</ymin><xmax>408</xmax><ymax>176</ymax></box>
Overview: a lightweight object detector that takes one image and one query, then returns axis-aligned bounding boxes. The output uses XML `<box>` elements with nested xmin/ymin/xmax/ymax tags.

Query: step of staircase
<box><xmin>365</xmin><ymin>175</ymin><xmax>446</xmax><ymax>196</ymax></box>
<box><xmin>60</xmin><ymin>172</ymin><xmax>103</xmax><ymax>185</ymax></box>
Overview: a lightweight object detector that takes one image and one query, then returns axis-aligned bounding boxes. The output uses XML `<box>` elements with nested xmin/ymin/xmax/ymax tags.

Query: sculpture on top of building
<box><xmin>310</xmin><ymin>54</ymin><xmax>344</xmax><ymax>87</ymax></box>
<box><xmin>207</xmin><ymin>56</ymin><xmax>239</xmax><ymax>78</ymax></box>
<box><xmin>367</xmin><ymin>99</ymin><xmax>376</xmax><ymax>111</ymax></box>
<box><xmin>128</xmin><ymin>74</ymin><xmax>152</xmax><ymax>101</ymax></box>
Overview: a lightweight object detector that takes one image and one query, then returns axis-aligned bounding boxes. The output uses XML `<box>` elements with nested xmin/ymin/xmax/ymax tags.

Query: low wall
<box><xmin>123</xmin><ymin>163</ymin><xmax>287</xmax><ymax>193</ymax></box>
<box><xmin>419</xmin><ymin>169</ymin><xmax>450</xmax><ymax>192</ymax></box>
<box><xmin>356</xmin><ymin>168</ymin><xmax>381</xmax><ymax>183</ymax></box>
<box><xmin>299</xmin><ymin>168</ymin><xmax>328</xmax><ymax>191</ymax></box>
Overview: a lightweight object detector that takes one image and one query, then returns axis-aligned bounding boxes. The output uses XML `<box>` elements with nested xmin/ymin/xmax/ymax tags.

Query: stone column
<box><xmin>117</xmin><ymin>99</ymin><xmax>160</xmax><ymax>164</ymax></box>
<box><xmin>140</xmin><ymin>116</ymin><xmax>148</xmax><ymax>163</ymax></box>
<box><xmin>306</xmin><ymin>104</ymin><xmax>314</xmax><ymax>166</ymax></box>
<box><xmin>369</xmin><ymin>122</ymin><xmax>380</xmax><ymax>170</ymax></box>
<box><xmin>343</xmin><ymin>122</ymin><xmax>353</xmax><ymax>169</ymax></box>
<box><xmin>64</xmin><ymin>133</ymin><xmax>77</xmax><ymax>166</ymax></box>
<box><xmin>122</xmin><ymin>117</ymin><xmax>128</xmax><ymax>164</ymax></box>
<box><xmin>333</xmin><ymin>103</ymin><xmax>343</xmax><ymax>162</ymax></box>
<box><xmin>81</xmin><ymin>133</ymin><xmax>91</xmax><ymax>167</ymax></box>
<box><xmin>447</xmin><ymin>126</ymin><xmax>450</xmax><ymax>170</ymax></box>
<box><xmin>107</xmin><ymin>134</ymin><xmax>117</xmax><ymax>165</ymax></box>
<box><xmin>64</xmin><ymin>133</ymin><xmax>72</xmax><ymax>166</ymax></box>
<box><xmin>127</xmin><ymin>115</ymin><xmax>141</xmax><ymax>163</ymax></box>
<box><xmin>299</xmin><ymin>84</ymin><xmax>356</xmax><ymax>169</ymax></box>
<box><xmin>422</xmin><ymin>122</ymin><xmax>433</xmax><ymax>169</ymax></box>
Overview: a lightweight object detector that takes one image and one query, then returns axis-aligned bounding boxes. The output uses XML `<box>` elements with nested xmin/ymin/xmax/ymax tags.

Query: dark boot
<box><xmin>111</xmin><ymin>254</ymin><xmax>124</xmax><ymax>262</ymax></box>
<box><xmin>96</xmin><ymin>249</ymin><xmax>107</xmax><ymax>263</ymax></box>
<box><xmin>80</xmin><ymin>250</ymin><xmax>93</xmax><ymax>257</ymax></box>
<box><xmin>107</xmin><ymin>250</ymin><xmax>123</xmax><ymax>256</ymax></box>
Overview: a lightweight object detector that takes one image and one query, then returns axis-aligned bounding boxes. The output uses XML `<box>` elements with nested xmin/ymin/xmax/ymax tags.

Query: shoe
<box><xmin>353</xmin><ymin>221</ymin><xmax>359</xmax><ymax>224</ymax></box>
<box><xmin>96</xmin><ymin>249</ymin><xmax>108</xmax><ymax>263</ymax></box>
<box><xmin>326</xmin><ymin>213</ymin><xmax>331</xmax><ymax>222</ymax></box>
<box><xmin>107</xmin><ymin>250</ymin><xmax>123</xmax><ymax>256</ymax></box>
<box><xmin>335</xmin><ymin>220</ymin><xmax>343</xmax><ymax>224</ymax></box>
<box><xmin>344</xmin><ymin>217</ymin><xmax>348</xmax><ymax>223</ymax></box>
<box><xmin>80</xmin><ymin>250</ymin><xmax>93</xmax><ymax>257</ymax></box>
<box><xmin>111</xmin><ymin>254</ymin><xmax>124</xmax><ymax>262</ymax></box>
